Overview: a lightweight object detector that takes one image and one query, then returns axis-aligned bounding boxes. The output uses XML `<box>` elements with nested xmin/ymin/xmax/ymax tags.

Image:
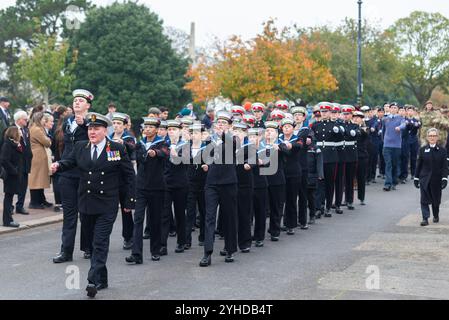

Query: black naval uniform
<box><xmin>55</xmin><ymin>116</ymin><xmax>91</xmax><ymax>260</ymax></box>
<box><xmin>186</xmin><ymin>141</ymin><xmax>208</xmax><ymax>247</ymax></box>
<box><xmin>311</xmin><ymin>119</ymin><xmax>340</xmax><ymax>215</ymax></box>
<box><xmin>342</xmin><ymin>121</ymin><xmax>360</xmax><ymax>208</ymax></box>
<box><xmin>130</xmin><ymin>136</ymin><xmax>169</xmax><ymax>261</ymax></box>
<box><xmin>252</xmin><ymin>155</ymin><xmax>269</xmax><ymax>243</ymax></box>
<box><xmin>254</xmin><ymin>120</ymin><xmax>265</xmax><ymax>129</ymax></box>
<box><xmin>356</xmin><ymin>125</ymin><xmax>369</xmax><ymax>203</ymax></box>
<box><xmin>203</xmin><ymin>132</ymin><xmax>239</xmax><ymax>259</ymax></box>
<box><xmin>161</xmin><ymin>140</ymin><xmax>189</xmax><ymax>253</ymax></box>
<box><xmin>57</xmin><ymin>139</ymin><xmax>135</xmax><ymax>288</ymax></box>
<box><xmin>334</xmin><ymin>119</ymin><xmax>346</xmax><ymax>213</ymax></box>
<box><xmin>306</xmin><ymin>144</ymin><xmax>324</xmax><ymax>222</ymax></box>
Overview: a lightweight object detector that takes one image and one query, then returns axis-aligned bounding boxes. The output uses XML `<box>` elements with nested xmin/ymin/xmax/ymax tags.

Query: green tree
<box><xmin>389</xmin><ymin>11</ymin><xmax>449</xmax><ymax>107</ymax></box>
<box><xmin>70</xmin><ymin>2</ymin><xmax>190</xmax><ymax>119</ymax></box>
<box><xmin>15</xmin><ymin>34</ymin><xmax>75</xmax><ymax>105</ymax></box>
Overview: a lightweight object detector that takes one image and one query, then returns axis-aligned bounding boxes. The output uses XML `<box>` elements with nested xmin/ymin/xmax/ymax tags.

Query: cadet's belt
<box><xmin>344</xmin><ymin>141</ymin><xmax>356</xmax><ymax>146</ymax></box>
<box><xmin>317</xmin><ymin>141</ymin><xmax>341</xmax><ymax>147</ymax></box>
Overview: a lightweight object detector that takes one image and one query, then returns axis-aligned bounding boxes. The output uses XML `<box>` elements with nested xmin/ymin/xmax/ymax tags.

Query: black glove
<box><xmin>442</xmin><ymin>179</ymin><xmax>447</xmax><ymax>190</ymax></box>
<box><xmin>414</xmin><ymin>179</ymin><xmax>420</xmax><ymax>189</ymax></box>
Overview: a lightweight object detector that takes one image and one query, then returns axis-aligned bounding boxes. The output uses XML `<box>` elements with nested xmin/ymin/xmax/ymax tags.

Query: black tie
<box><xmin>92</xmin><ymin>145</ymin><xmax>98</xmax><ymax>162</ymax></box>
<box><xmin>21</xmin><ymin>128</ymin><xmax>26</xmax><ymax>145</ymax></box>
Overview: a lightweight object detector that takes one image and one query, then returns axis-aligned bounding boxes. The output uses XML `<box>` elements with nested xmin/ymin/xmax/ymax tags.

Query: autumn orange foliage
<box><xmin>185</xmin><ymin>20</ymin><xmax>338</xmax><ymax>105</ymax></box>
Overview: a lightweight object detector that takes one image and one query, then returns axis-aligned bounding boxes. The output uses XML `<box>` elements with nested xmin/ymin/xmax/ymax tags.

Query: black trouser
<box><xmin>216</xmin><ymin>208</ymin><xmax>224</xmax><ymax>237</ymax></box>
<box><xmin>16</xmin><ymin>173</ymin><xmax>27</xmax><ymax>210</ymax></box>
<box><xmin>268</xmin><ymin>184</ymin><xmax>285</xmax><ymax>237</ymax></box>
<box><xmin>161</xmin><ymin>187</ymin><xmax>187</xmax><ymax>248</ymax></box>
<box><xmin>30</xmin><ymin>189</ymin><xmax>46</xmax><ymax>205</ymax></box>
<box><xmin>186</xmin><ymin>186</ymin><xmax>206</xmax><ymax>245</ymax></box>
<box><xmin>307</xmin><ymin>187</ymin><xmax>316</xmax><ymax>218</ymax></box>
<box><xmin>368</xmin><ymin>143</ymin><xmax>379</xmax><ymax>181</ymax></box>
<box><xmin>253</xmin><ymin>187</ymin><xmax>268</xmax><ymax>242</ymax></box>
<box><xmin>59</xmin><ymin>176</ymin><xmax>90</xmax><ymax>255</ymax></box>
<box><xmin>204</xmin><ymin>184</ymin><xmax>238</xmax><ymax>255</ymax></box>
<box><xmin>400</xmin><ymin>142</ymin><xmax>410</xmax><ymax>180</ymax></box>
<box><xmin>285</xmin><ymin>177</ymin><xmax>300</xmax><ymax>229</ymax></box>
<box><xmin>84</xmin><ymin>212</ymin><xmax>117</xmax><ymax>286</ymax></box>
<box><xmin>344</xmin><ymin>161</ymin><xmax>357</xmax><ymax>205</ymax></box>
<box><xmin>421</xmin><ymin>203</ymin><xmax>440</xmax><ymax>220</ymax></box>
<box><xmin>119</xmin><ymin>189</ymin><xmax>134</xmax><ymax>242</ymax></box>
<box><xmin>238</xmin><ymin>186</ymin><xmax>253</xmax><ymax>250</ymax></box>
<box><xmin>297</xmin><ymin>173</ymin><xmax>308</xmax><ymax>226</ymax></box>
<box><xmin>323</xmin><ymin>163</ymin><xmax>337</xmax><ymax>210</ymax></box>
<box><xmin>132</xmin><ymin>190</ymin><xmax>164</xmax><ymax>258</ymax></box>
<box><xmin>315</xmin><ymin>179</ymin><xmax>325</xmax><ymax>212</ymax></box>
<box><xmin>409</xmin><ymin>140</ymin><xmax>419</xmax><ymax>177</ymax></box>
<box><xmin>3</xmin><ymin>192</ymin><xmax>14</xmax><ymax>225</ymax></box>
<box><xmin>357</xmin><ymin>159</ymin><xmax>368</xmax><ymax>202</ymax></box>
<box><xmin>379</xmin><ymin>143</ymin><xmax>385</xmax><ymax>175</ymax></box>
<box><xmin>52</xmin><ymin>174</ymin><xmax>62</xmax><ymax>205</ymax></box>
<box><xmin>334</xmin><ymin>162</ymin><xmax>344</xmax><ymax>207</ymax></box>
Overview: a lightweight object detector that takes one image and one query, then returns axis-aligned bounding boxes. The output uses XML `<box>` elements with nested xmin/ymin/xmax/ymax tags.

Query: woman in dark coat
<box><xmin>1</xmin><ymin>127</ymin><xmax>26</xmax><ymax>227</ymax></box>
<box><xmin>414</xmin><ymin>128</ymin><xmax>449</xmax><ymax>226</ymax></box>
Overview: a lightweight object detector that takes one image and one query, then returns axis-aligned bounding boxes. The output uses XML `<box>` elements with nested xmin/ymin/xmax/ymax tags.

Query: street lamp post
<box><xmin>357</xmin><ymin>0</ymin><xmax>363</xmax><ymax>105</ymax></box>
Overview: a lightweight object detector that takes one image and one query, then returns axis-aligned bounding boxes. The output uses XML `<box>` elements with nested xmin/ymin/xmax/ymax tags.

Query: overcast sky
<box><xmin>1</xmin><ymin>0</ymin><xmax>449</xmax><ymax>46</ymax></box>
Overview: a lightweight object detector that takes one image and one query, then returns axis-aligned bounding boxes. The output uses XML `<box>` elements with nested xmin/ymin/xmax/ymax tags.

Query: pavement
<box><xmin>1</xmin><ymin>178</ymin><xmax>449</xmax><ymax>300</ymax></box>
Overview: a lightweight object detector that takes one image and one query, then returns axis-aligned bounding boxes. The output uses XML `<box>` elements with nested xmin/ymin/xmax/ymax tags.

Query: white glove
<box><xmin>370</xmin><ymin>128</ymin><xmax>375</xmax><ymax>132</ymax></box>
<box><xmin>350</xmin><ymin>130</ymin><xmax>356</xmax><ymax>137</ymax></box>
<box><xmin>415</xmin><ymin>122</ymin><xmax>419</xmax><ymax>127</ymax></box>
<box><xmin>333</xmin><ymin>126</ymin><xmax>339</xmax><ymax>133</ymax></box>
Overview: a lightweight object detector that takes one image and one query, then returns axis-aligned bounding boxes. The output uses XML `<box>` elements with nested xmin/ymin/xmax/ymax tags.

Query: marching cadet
<box><xmin>200</xmin><ymin>111</ymin><xmax>239</xmax><ymax>267</ymax></box>
<box><xmin>51</xmin><ymin>112</ymin><xmax>136</xmax><ymax>298</ymax></box>
<box><xmin>269</xmin><ymin>109</ymin><xmax>285</xmax><ymax>126</ymax></box>
<box><xmin>331</xmin><ymin>104</ymin><xmax>345</xmax><ymax>214</ymax></box>
<box><xmin>414</xmin><ymin>128</ymin><xmax>449</xmax><ymax>226</ymax></box>
<box><xmin>158</xmin><ymin>120</ymin><xmax>169</xmax><ymax>143</ymax></box>
<box><xmin>126</xmin><ymin>117</ymin><xmax>169</xmax><ymax>264</ymax></box>
<box><xmin>353</xmin><ymin>111</ymin><xmax>369</xmax><ymax>205</ymax></box>
<box><xmin>160</xmin><ymin>119</ymin><xmax>189</xmax><ymax>255</ymax></box>
<box><xmin>279</xmin><ymin>118</ymin><xmax>302</xmax><ymax>235</ymax></box>
<box><xmin>185</xmin><ymin>123</ymin><xmax>208</xmax><ymax>249</ymax></box>
<box><xmin>274</xmin><ymin>100</ymin><xmax>290</xmax><ymax>112</ymax></box>
<box><xmin>231</xmin><ymin>106</ymin><xmax>245</xmax><ymax>123</ymax></box>
<box><xmin>53</xmin><ymin>89</ymin><xmax>94</xmax><ymax>264</ymax></box>
<box><xmin>366</xmin><ymin>107</ymin><xmax>382</xmax><ymax>184</ymax></box>
<box><xmin>262</xmin><ymin>121</ymin><xmax>286</xmax><ymax>241</ymax></box>
<box><xmin>233</xmin><ymin>122</ymin><xmax>256</xmax><ymax>253</ymax></box>
<box><xmin>248</xmin><ymin>128</ymin><xmax>268</xmax><ymax>247</ymax></box>
<box><xmin>406</xmin><ymin>106</ymin><xmax>421</xmax><ymax>179</ymax></box>
<box><xmin>242</xmin><ymin>114</ymin><xmax>256</xmax><ymax>128</ymax></box>
<box><xmin>110</xmin><ymin>112</ymin><xmax>137</xmax><ymax>250</ymax></box>
<box><xmin>291</xmin><ymin>106</ymin><xmax>314</xmax><ymax>229</ymax></box>
<box><xmin>306</xmin><ymin>137</ymin><xmax>324</xmax><ymax>225</ymax></box>
<box><xmin>252</xmin><ymin>103</ymin><xmax>266</xmax><ymax>128</ymax></box>
<box><xmin>311</xmin><ymin>102</ymin><xmax>340</xmax><ymax>217</ymax></box>
<box><xmin>341</xmin><ymin>106</ymin><xmax>360</xmax><ymax>210</ymax></box>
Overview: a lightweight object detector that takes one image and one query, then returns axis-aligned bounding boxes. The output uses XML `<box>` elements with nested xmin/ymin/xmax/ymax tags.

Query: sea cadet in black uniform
<box><xmin>200</xmin><ymin>111</ymin><xmax>239</xmax><ymax>267</ymax></box>
<box><xmin>306</xmin><ymin>140</ymin><xmax>324</xmax><ymax>224</ymax></box>
<box><xmin>252</xmin><ymin>103</ymin><xmax>266</xmax><ymax>129</ymax></box>
<box><xmin>110</xmin><ymin>112</ymin><xmax>136</xmax><ymax>250</ymax></box>
<box><xmin>341</xmin><ymin>106</ymin><xmax>360</xmax><ymax>210</ymax></box>
<box><xmin>160</xmin><ymin>119</ymin><xmax>189</xmax><ymax>255</ymax></box>
<box><xmin>331</xmin><ymin>104</ymin><xmax>345</xmax><ymax>214</ymax></box>
<box><xmin>353</xmin><ymin>111</ymin><xmax>369</xmax><ymax>205</ymax></box>
<box><xmin>126</xmin><ymin>117</ymin><xmax>169</xmax><ymax>264</ymax></box>
<box><xmin>51</xmin><ymin>112</ymin><xmax>136</xmax><ymax>298</ymax></box>
<box><xmin>53</xmin><ymin>89</ymin><xmax>94</xmax><ymax>263</ymax></box>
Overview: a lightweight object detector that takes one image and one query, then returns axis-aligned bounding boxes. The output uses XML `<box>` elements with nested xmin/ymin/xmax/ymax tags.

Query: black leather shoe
<box><xmin>199</xmin><ymin>254</ymin><xmax>211</xmax><ymax>267</ymax></box>
<box><xmin>270</xmin><ymin>236</ymin><xmax>279</xmax><ymax>242</ymax></box>
<box><xmin>29</xmin><ymin>204</ymin><xmax>45</xmax><ymax>209</ymax></box>
<box><xmin>86</xmin><ymin>284</ymin><xmax>97</xmax><ymax>298</ymax></box>
<box><xmin>175</xmin><ymin>244</ymin><xmax>185</xmax><ymax>253</ymax></box>
<box><xmin>420</xmin><ymin>219</ymin><xmax>429</xmax><ymax>226</ymax></box>
<box><xmin>53</xmin><ymin>206</ymin><xmax>61</xmax><ymax>213</ymax></box>
<box><xmin>347</xmin><ymin>204</ymin><xmax>354</xmax><ymax>210</ymax></box>
<box><xmin>383</xmin><ymin>187</ymin><xmax>391</xmax><ymax>192</ymax></box>
<box><xmin>220</xmin><ymin>249</ymin><xmax>228</xmax><ymax>256</ymax></box>
<box><xmin>241</xmin><ymin>247</ymin><xmax>250</xmax><ymax>253</ymax></box>
<box><xmin>335</xmin><ymin>207</ymin><xmax>343</xmax><ymax>215</ymax></box>
<box><xmin>255</xmin><ymin>241</ymin><xmax>264</xmax><ymax>247</ymax></box>
<box><xmin>184</xmin><ymin>243</ymin><xmax>192</xmax><ymax>250</ymax></box>
<box><xmin>286</xmin><ymin>229</ymin><xmax>295</xmax><ymax>235</ymax></box>
<box><xmin>125</xmin><ymin>254</ymin><xmax>142</xmax><ymax>264</ymax></box>
<box><xmin>151</xmin><ymin>255</ymin><xmax>160</xmax><ymax>261</ymax></box>
<box><xmin>300</xmin><ymin>224</ymin><xmax>309</xmax><ymax>230</ymax></box>
<box><xmin>198</xmin><ymin>241</ymin><xmax>204</xmax><ymax>246</ymax></box>
<box><xmin>160</xmin><ymin>247</ymin><xmax>168</xmax><ymax>256</ymax></box>
<box><xmin>280</xmin><ymin>226</ymin><xmax>288</xmax><ymax>232</ymax></box>
<box><xmin>169</xmin><ymin>231</ymin><xmax>177</xmax><ymax>237</ymax></box>
<box><xmin>4</xmin><ymin>221</ymin><xmax>20</xmax><ymax>228</ymax></box>
<box><xmin>53</xmin><ymin>252</ymin><xmax>73</xmax><ymax>263</ymax></box>
<box><xmin>15</xmin><ymin>208</ymin><xmax>29</xmax><ymax>215</ymax></box>
<box><xmin>433</xmin><ymin>217</ymin><xmax>439</xmax><ymax>223</ymax></box>
<box><xmin>143</xmin><ymin>232</ymin><xmax>150</xmax><ymax>239</ymax></box>
<box><xmin>360</xmin><ymin>200</ymin><xmax>366</xmax><ymax>206</ymax></box>
<box><xmin>83</xmin><ymin>251</ymin><xmax>91</xmax><ymax>259</ymax></box>
<box><xmin>42</xmin><ymin>201</ymin><xmax>53</xmax><ymax>208</ymax></box>
<box><xmin>324</xmin><ymin>210</ymin><xmax>332</xmax><ymax>218</ymax></box>
<box><xmin>96</xmin><ymin>283</ymin><xmax>108</xmax><ymax>291</ymax></box>
<box><xmin>123</xmin><ymin>240</ymin><xmax>133</xmax><ymax>250</ymax></box>
<box><xmin>224</xmin><ymin>254</ymin><xmax>234</xmax><ymax>263</ymax></box>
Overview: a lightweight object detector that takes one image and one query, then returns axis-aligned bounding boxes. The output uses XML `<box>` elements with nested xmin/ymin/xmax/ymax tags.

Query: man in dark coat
<box><xmin>414</xmin><ymin>128</ymin><xmax>449</xmax><ymax>226</ymax></box>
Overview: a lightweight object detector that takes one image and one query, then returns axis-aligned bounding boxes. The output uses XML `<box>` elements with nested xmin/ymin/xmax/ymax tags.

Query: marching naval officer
<box><xmin>51</xmin><ymin>113</ymin><xmax>136</xmax><ymax>298</ymax></box>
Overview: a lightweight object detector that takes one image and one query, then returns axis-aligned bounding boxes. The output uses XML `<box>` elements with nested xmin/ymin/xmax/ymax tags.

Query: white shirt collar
<box><xmin>430</xmin><ymin>144</ymin><xmax>436</xmax><ymax>148</ymax></box>
<box><xmin>91</xmin><ymin>138</ymin><xmax>107</xmax><ymax>159</ymax></box>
